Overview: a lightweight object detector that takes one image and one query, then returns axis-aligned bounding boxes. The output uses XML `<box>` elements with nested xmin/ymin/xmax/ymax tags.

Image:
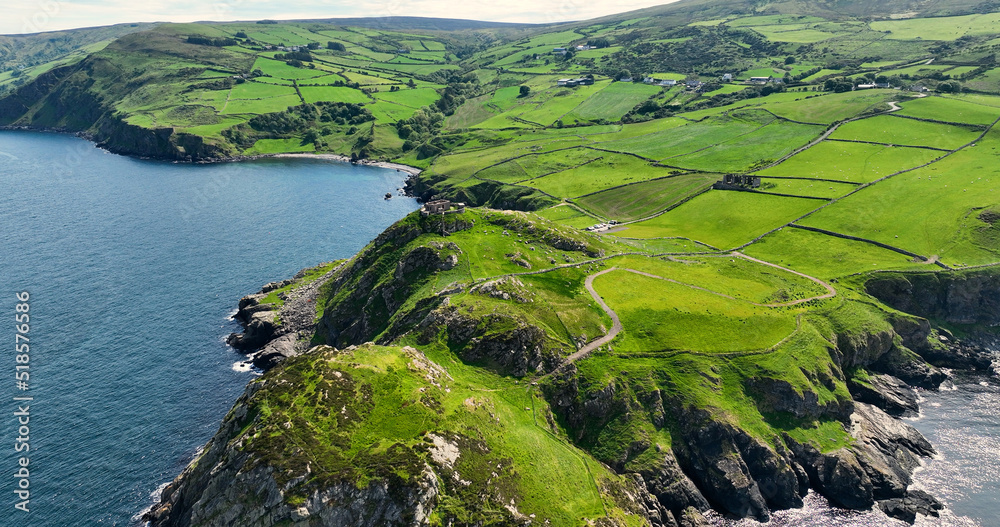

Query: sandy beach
<box><xmin>272</xmin><ymin>152</ymin><xmax>422</xmax><ymax>177</ymax></box>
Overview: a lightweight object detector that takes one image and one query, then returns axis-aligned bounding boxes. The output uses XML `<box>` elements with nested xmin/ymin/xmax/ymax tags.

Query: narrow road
<box><xmin>554</xmin><ymin>267</ymin><xmax>623</xmax><ymax>370</ymax></box>
<box><xmin>545</xmin><ymin>255</ymin><xmax>837</xmax><ymax>374</ymax></box>
<box><xmin>731</xmin><ymin>252</ymin><xmax>837</xmax><ymax>306</ymax></box>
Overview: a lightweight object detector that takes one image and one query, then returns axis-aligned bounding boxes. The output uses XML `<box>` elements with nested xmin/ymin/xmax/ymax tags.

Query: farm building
<box><xmin>717</xmin><ymin>174</ymin><xmax>761</xmax><ymax>189</ymax></box>
<box><xmin>421</xmin><ymin>199</ymin><xmax>466</xmax><ymax>216</ymax></box>
<box><xmin>556</xmin><ymin>77</ymin><xmax>594</xmax><ymax>87</ymax></box>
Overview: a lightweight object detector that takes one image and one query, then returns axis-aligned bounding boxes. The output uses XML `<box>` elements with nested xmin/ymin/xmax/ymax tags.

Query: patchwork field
<box><xmin>616</xmin><ymin>191</ymin><xmax>823</xmax><ymax>248</ymax></box>
<box><xmin>574</xmin><ymin>173</ymin><xmax>718</xmax><ymax>221</ymax></box>
<box><xmin>744</xmin><ymin>226</ymin><xmax>932</xmax><ymax>278</ymax></box>
<box><xmin>19</xmin><ymin>10</ymin><xmax>1000</xmax><ymax>527</ymax></box>
<box><xmin>828</xmin><ymin>115</ymin><xmax>982</xmax><ymax>150</ymax></box>
<box><xmin>797</xmin><ymin>133</ymin><xmax>1000</xmax><ymax>266</ymax></box>
<box><xmin>756</xmin><ymin>141</ymin><xmax>944</xmax><ymax>182</ymax></box>
<box><xmin>894</xmin><ymin>96</ymin><xmax>1000</xmax><ymax>125</ymax></box>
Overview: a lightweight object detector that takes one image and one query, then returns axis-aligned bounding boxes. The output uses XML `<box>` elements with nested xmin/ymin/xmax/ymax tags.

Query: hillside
<box><xmin>4</xmin><ymin>1</ymin><xmax>1000</xmax><ymax>525</ymax></box>
<box><xmin>0</xmin><ymin>23</ymin><xmax>154</xmax><ymax>96</ymax></box>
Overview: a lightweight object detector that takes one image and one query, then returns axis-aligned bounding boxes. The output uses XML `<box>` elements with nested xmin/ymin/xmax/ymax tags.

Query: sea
<box><xmin>0</xmin><ymin>130</ymin><xmax>997</xmax><ymax>526</ymax></box>
<box><xmin>0</xmin><ymin>130</ymin><xmax>418</xmax><ymax>525</ymax></box>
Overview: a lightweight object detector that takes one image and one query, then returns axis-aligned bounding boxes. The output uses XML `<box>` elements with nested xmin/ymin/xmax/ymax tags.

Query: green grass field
<box><xmin>757</xmin><ymin>141</ymin><xmax>944</xmax><ymax>183</ymax></box>
<box><xmin>252</xmin><ymin>57</ymin><xmax>329</xmax><ymax>80</ymax></box>
<box><xmin>763</xmin><ymin>91</ymin><xmax>897</xmax><ymax>124</ymax></box>
<box><xmin>596</xmin><ymin>112</ymin><xmax>769</xmax><ymax>161</ymax></box>
<box><xmin>758</xmin><ymin>178</ymin><xmax>858</xmax><ymax>198</ymax></box>
<box><xmin>575</xmin><ymin>173</ymin><xmax>718</xmax><ymax>221</ymax></box>
<box><xmin>894</xmin><ymin>96</ymin><xmax>1000</xmax><ymax>125</ymax></box>
<box><xmin>222</xmin><ymin>94</ymin><xmax>302</xmax><ymax>114</ymax></box>
<box><xmin>871</xmin><ymin>12</ymin><xmax>1000</xmax><ymax>40</ymax></box>
<box><xmin>744</xmin><ymin>226</ymin><xmax>931</xmax><ymax>278</ymax></box>
<box><xmin>522</xmin><ymin>154</ymin><xmax>674</xmax><ymax>198</ymax></box>
<box><xmin>668</xmin><ymin>121</ymin><xmax>823</xmax><ymax>173</ymax></box>
<box><xmin>243</xmin><ymin>137</ymin><xmax>314</xmax><ymax>154</ymax></box>
<box><xmin>299</xmin><ymin>85</ymin><xmax>371</xmax><ymax>104</ymax></box>
<box><xmin>617</xmin><ymin>190</ymin><xmax>823</xmax><ymax>248</ymax></box>
<box><xmin>593</xmin><ymin>269</ymin><xmax>799</xmax><ymax>353</ymax></box>
<box><xmin>829</xmin><ymin>114</ymin><xmax>982</xmax><ymax>150</ymax></box>
<box><xmin>534</xmin><ymin>204</ymin><xmax>601</xmax><ymax>229</ymax></box>
<box><xmin>565</xmin><ymin>81</ymin><xmax>661</xmax><ymax>122</ymax></box>
<box><xmin>798</xmin><ymin>135</ymin><xmax>1000</xmax><ymax>266</ymax></box>
<box><xmin>964</xmin><ymin>67</ymin><xmax>1000</xmax><ymax>93</ymax></box>
<box><xmin>476</xmin><ymin>148</ymin><xmax>604</xmax><ymax>183</ymax></box>
<box><xmin>231</xmin><ymin>81</ymin><xmax>297</xmax><ymax>99</ymax></box>
<box><xmin>611</xmin><ymin>254</ymin><xmax>828</xmax><ymax>304</ymax></box>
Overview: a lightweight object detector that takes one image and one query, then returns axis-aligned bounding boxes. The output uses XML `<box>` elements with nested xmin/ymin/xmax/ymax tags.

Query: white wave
<box><xmin>232</xmin><ymin>360</ymin><xmax>254</xmax><ymax>373</ymax></box>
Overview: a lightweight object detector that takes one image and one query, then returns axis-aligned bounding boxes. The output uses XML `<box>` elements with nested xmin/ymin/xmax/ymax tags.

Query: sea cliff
<box><xmin>146</xmin><ymin>209</ymin><xmax>1000</xmax><ymax>526</ymax></box>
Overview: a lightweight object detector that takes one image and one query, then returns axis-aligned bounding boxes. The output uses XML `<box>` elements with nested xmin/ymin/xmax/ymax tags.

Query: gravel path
<box><xmin>275</xmin><ymin>262</ymin><xmax>346</xmax><ymax>344</ymax></box>
<box><xmin>545</xmin><ymin>254</ymin><xmax>837</xmax><ymax>374</ymax></box>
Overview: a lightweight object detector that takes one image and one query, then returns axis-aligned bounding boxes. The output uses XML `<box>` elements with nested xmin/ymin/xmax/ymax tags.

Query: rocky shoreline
<box><xmin>212</xmin><ymin>258</ymin><xmax>1000</xmax><ymax>526</ymax></box>
<box><xmin>226</xmin><ymin>261</ymin><xmax>346</xmax><ymax>370</ymax></box>
<box><xmin>147</xmin><ymin>208</ymin><xmax>1000</xmax><ymax>527</ymax></box>
<box><xmin>0</xmin><ymin>125</ymin><xmax>424</xmax><ymax>180</ymax></box>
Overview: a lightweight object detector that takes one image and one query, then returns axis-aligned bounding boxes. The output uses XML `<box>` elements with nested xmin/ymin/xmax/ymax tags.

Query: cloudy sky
<box><xmin>6</xmin><ymin>0</ymin><xmax>678</xmax><ymax>35</ymax></box>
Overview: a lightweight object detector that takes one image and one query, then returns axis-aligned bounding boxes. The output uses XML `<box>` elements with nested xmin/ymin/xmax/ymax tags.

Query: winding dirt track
<box><xmin>548</xmin><ymin>253</ymin><xmax>837</xmax><ymax>373</ymax></box>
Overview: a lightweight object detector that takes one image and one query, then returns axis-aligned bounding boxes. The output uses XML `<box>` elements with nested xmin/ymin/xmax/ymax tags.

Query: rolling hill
<box><xmin>4</xmin><ymin>1</ymin><xmax>1000</xmax><ymax>525</ymax></box>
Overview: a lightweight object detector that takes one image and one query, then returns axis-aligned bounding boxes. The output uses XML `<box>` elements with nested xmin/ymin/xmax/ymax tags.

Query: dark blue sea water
<box><xmin>0</xmin><ymin>130</ymin><xmax>418</xmax><ymax>525</ymax></box>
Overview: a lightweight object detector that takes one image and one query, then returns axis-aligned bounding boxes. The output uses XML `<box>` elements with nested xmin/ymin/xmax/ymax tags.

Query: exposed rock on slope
<box><xmin>227</xmin><ymin>262</ymin><xmax>344</xmax><ymax>370</ymax></box>
<box><xmin>867</xmin><ymin>270</ymin><xmax>1000</xmax><ymax>370</ymax></box>
<box><xmin>144</xmin><ymin>347</ymin><xmax>441</xmax><ymax>527</ymax></box>
<box><xmin>146</xmin><ymin>344</ymin><xmax>664</xmax><ymax>526</ymax></box>
<box><xmin>178</xmin><ymin>208</ymin><xmax>1000</xmax><ymax>526</ymax></box>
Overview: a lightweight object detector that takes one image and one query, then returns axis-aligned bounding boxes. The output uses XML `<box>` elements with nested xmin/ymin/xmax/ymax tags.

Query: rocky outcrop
<box><xmin>637</xmin><ymin>452</ymin><xmax>712</xmax><ymax>520</ymax></box>
<box><xmin>848</xmin><ymin>373</ymin><xmax>919</xmax><ymax>417</ymax></box>
<box><xmin>93</xmin><ymin>115</ymin><xmax>227</xmax><ymax>161</ymax></box>
<box><xmin>786</xmin><ymin>402</ymin><xmax>941</xmax><ymax>522</ymax></box>
<box><xmin>746</xmin><ymin>376</ymin><xmax>853</xmax><ymax>421</ymax></box>
<box><xmin>227</xmin><ymin>264</ymin><xmax>343</xmax><ymax>370</ymax></box>
<box><xmin>878</xmin><ymin>490</ymin><xmax>944</xmax><ymax>523</ymax></box>
<box><xmin>672</xmin><ymin>408</ymin><xmax>804</xmax><ymax>522</ymax></box>
<box><xmin>789</xmin><ymin>443</ymin><xmax>874</xmax><ymax>509</ymax></box>
<box><xmin>867</xmin><ymin>270</ymin><xmax>1000</xmax><ymax>370</ymax></box>
<box><xmin>828</xmin><ymin>312</ymin><xmax>946</xmax><ymax>389</ymax></box>
<box><xmin>416</xmin><ymin>303</ymin><xmax>556</xmax><ymax>376</ymax></box>
<box><xmin>469</xmin><ymin>276</ymin><xmax>534</xmax><ymax>303</ymax></box>
<box><xmin>866</xmin><ymin>270</ymin><xmax>1000</xmax><ymax>326</ymax></box>
<box><xmin>543</xmin><ymin>369</ymin><xmax>712</xmax><ymax>521</ymax></box>
<box><xmin>318</xmin><ymin>241</ymin><xmax>461</xmax><ymax>347</ymax></box>
<box><xmin>144</xmin><ymin>360</ymin><xmax>439</xmax><ymax>527</ymax></box>
<box><xmin>404</xmin><ymin>173</ymin><xmax>556</xmax><ymax>211</ymax></box>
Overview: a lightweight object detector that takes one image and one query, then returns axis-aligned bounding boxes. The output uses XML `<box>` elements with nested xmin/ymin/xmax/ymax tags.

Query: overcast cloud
<box><xmin>5</xmin><ymin>0</ymin><xmax>677</xmax><ymax>35</ymax></box>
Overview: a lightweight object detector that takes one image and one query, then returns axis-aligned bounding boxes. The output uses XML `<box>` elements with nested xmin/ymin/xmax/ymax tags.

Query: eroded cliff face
<box><xmin>542</xmin><ymin>301</ymin><xmax>952</xmax><ymax>525</ymax></box>
<box><xmin>867</xmin><ymin>270</ymin><xmax>1000</xmax><ymax>370</ymax></box>
<box><xmin>145</xmin><ymin>350</ymin><xmax>440</xmax><ymax>527</ymax></box>
<box><xmin>866</xmin><ymin>270</ymin><xmax>1000</xmax><ymax>327</ymax></box>
<box><xmin>0</xmin><ymin>58</ymin><xmax>230</xmax><ymax>161</ymax></box>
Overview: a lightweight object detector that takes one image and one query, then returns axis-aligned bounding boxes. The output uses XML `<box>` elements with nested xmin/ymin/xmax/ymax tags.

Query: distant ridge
<box><xmin>251</xmin><ymin>15</ymin><xmax>535</xmax><ymax>31</ymax></box>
